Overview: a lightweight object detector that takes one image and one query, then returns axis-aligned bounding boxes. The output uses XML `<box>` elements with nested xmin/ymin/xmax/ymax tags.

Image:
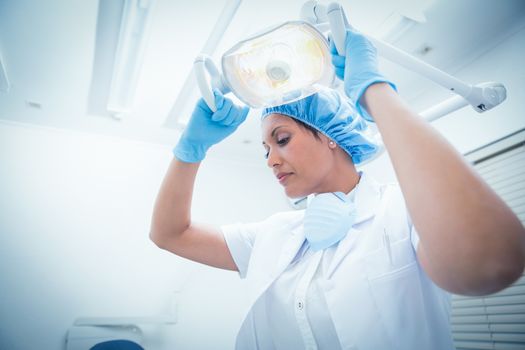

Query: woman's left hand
<box><xmin>329</xmin><ymin>29</ymin><xmax>396</xmax><ymax>121</ymax></box>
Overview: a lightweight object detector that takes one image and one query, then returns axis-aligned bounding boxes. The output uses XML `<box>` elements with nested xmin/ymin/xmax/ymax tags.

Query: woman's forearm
<box><xmin>363</xmin><ymin>83</ymin><xmax>525</xmax><ymax>295</ymax></box>
<box><xmin>150</xmin><ymin>158</ymin><xmax>200</xmax><ymax>244</ymax></box>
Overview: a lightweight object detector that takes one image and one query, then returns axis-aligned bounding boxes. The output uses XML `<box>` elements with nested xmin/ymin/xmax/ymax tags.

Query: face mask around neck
<box><xmin>303</xmin><ymin>191</ymin><xmax>356</xmax><ymax>251</ymax></box>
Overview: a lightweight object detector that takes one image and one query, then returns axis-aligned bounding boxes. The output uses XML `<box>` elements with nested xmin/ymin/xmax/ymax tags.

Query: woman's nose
<box><xmin>266</xmin><ymin>149</ymin><xmax>281</xmax><ymax>168</ymax></box>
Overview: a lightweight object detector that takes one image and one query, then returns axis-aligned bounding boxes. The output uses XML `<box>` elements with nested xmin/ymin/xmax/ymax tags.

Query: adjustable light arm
<box><xmin>301</xmin><ymin>1</ymin><xmax>507</xmax><ymax>121</ymax></box>
<box><xmin>367</xmin><ymin>36</ymin><xmax>506</xmax><ymax>119</ymax></box>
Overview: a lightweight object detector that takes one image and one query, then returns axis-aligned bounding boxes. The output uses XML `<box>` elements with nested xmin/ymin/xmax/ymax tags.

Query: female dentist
<box><xmin>150</xmin><ymin>28</ymin><xmax>525</xmax><ymax>349</ymax></box>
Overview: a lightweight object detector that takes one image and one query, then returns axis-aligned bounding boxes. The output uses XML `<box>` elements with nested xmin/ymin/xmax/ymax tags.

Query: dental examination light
<box><xmin>194</xmin><ymin>1</ymin><xmax>507</xmax><ymax>122</ymax></box>
<box><xmin>194</xmin><ymin>21</ymin><xmax>335</xmax><ymax>111</ymax></box>
<box><xmin>301</xmin><ymin>1</ymin><xmax>507</xmax><ymax>122</ymax></box>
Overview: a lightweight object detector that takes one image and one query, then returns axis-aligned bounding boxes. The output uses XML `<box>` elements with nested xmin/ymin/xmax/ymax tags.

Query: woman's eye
<box><xmin>277</xmin><ymin>137</ymin><xmax>290</xmax><ymax>145</ymax></box>
<box><xmin>263</xmin><ymin>136</ymin><xmax>289</xmax><ymax>159</ymax></box>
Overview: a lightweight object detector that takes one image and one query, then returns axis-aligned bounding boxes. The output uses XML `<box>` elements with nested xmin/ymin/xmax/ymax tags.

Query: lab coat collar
<box><xmin>352</xmin><ymin>171</ymin><xmax>382</xmax><ymax>225</ymax></box>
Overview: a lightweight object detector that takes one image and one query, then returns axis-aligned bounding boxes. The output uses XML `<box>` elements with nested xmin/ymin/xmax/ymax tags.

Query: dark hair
<box><xmin>290</xmin><ymin>117</ymin><xmax>322</xmax><ymax>141</ymax></box>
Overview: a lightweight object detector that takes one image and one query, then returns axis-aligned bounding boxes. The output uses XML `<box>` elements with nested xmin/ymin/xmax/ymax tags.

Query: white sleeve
<box><xmin>222</xmin><ymin>211</ymin><xmax>302</xmax><ymax>279</ymax></box>
<box><xmin>221</xmin><ymin>221</ymin><xmax>260</xmax><ymax>279</ymax></box>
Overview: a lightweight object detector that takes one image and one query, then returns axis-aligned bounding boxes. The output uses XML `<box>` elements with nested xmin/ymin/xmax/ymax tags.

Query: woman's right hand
<box><xmin>173</xmin><ymin>89</ymin><xmax>249</xmax><ymax>162</ymax></box>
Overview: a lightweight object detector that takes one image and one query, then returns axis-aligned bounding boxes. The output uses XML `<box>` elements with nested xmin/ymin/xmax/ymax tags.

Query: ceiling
<box><xmin>1</xmin><ymin>0</ymin><xmax>524</xmax><ymax>163</ymax></box>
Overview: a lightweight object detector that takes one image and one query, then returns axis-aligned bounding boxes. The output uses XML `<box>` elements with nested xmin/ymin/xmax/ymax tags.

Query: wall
<box><xmin>0</xmin><ymin>121</ymin><xmax>289</xmax><ymax>350</ymax></box>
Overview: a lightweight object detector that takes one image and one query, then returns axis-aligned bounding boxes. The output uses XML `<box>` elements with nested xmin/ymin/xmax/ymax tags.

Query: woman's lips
<box><xmin>277</xmin><ymin>173</ymin><xmax>292</xmax><ymax>184</ymax></box>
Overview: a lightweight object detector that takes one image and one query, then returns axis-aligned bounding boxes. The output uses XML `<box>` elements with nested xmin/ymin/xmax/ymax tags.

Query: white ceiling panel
<box><xmin>0</xmin><ymin>0</ymin><xmax>524</xmax><ymax>163</ymax></box>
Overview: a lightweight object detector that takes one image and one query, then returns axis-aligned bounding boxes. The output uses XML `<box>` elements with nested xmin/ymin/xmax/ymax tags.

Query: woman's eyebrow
<box><xmin>271</xmin><ymin>125</ymin><xmax>285</xmax><ymax>137</ymax></box>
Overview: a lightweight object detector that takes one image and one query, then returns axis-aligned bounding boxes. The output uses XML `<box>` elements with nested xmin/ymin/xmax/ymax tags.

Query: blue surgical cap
<box><xmin>261</xmin><ymin>88</ymin><xmax>381</xmax><ymax>164</ymax></box>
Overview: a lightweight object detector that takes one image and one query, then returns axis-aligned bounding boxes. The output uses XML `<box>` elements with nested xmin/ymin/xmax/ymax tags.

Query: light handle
<box><xmin>193</xmin><ymin>54</ymin><xmax>230</xmax><ymax>112</ymax></box>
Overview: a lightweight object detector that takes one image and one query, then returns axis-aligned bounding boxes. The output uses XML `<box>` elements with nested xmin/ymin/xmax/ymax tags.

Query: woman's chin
<box><xmin>284</xmin><ymin>187</ymin><xmax>296</xmax><ymax>198</ymax></box>
<box><xmin>284</xmin><ymin>187</ymin><xmax>307</xmax><ymax>199</ymax></box>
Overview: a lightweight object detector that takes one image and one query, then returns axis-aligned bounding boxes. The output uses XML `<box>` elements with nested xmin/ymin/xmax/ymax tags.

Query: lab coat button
<box><xmin>297</xmin><ymin>300</ymin><xmax>304</xmax><ymax>310</ymax></box>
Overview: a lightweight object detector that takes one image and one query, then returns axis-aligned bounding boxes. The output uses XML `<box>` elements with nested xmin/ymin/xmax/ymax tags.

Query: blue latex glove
<box><xmin>173</xmin><ymin>90</ymin><xmax>249</xmax><ymax>162</ymax></box>
<box><xmin>330</xmin><ymin>29</ymin><xmax>396</xmax><ymax>121</ymax></box>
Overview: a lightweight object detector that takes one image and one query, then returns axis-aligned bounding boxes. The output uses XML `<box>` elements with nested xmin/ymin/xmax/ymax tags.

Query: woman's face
<box><xmin>261</xmin><ymin>113</ymin><xmax>336</xmax><ymax>198</ymax></box>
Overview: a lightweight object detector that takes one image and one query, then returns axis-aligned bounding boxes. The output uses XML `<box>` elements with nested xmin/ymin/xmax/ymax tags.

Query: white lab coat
<box><xmin>222</xmin><ymin>173</ymin><xmax>455</xmax><ymax>349</ymax></box>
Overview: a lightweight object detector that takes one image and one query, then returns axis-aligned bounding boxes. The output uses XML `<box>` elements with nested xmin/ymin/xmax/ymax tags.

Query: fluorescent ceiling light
<box><xmin>88</xmin><ymin>0</ymin><xmax>155</xmax><ymax>120</ymax></box>
<box><xmin>377</xmin><ymin>0</ymin><xmax>436</xmax><ymax>43</ymax></box>
<box><xmin>0</xmin><ymin>52</ymin><xmax>9</xmax><ymax>93</ymax></box>
<box><xmin>378</xmin><ymin>13</ymin><xmax>420</xmax><ymax>43</ymax></box>
<box><xmin>107</xmin><ymin>0</ymin><xmax>155</xmax><ymax>117</ymax></box>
